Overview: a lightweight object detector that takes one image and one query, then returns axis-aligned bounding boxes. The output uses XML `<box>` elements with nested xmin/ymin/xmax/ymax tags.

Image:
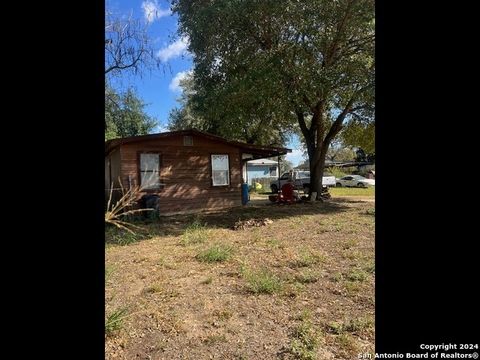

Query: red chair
<box><xmin>277</xmin><ymin>183</ymin><xmax>296</xmax><ymax>203</ymax></box>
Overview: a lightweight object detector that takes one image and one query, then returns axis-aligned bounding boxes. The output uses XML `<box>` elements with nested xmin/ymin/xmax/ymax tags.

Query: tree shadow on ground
<box><xmin>105</xmin><ymin>197</ymin><xmax>372</xmax><ymax>246</ymax></box>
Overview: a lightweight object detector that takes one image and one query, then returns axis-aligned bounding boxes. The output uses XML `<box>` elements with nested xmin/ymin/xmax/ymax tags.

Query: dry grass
<box><xmin>105</xmin><ymin>197</ymin><xmax>375</xmax><ymax>359</ymax></box>
<box><xmin>105</xmin><ymin>183</ymin><xmax>153</xmax><ymax>234</ymax></box>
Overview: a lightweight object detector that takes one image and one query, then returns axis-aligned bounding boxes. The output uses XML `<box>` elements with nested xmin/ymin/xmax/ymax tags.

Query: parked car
<box><xmin>270</xmin><ymin>170</ymin><xmax>336</xmax><ymax>193</ymax></box>
<box><xmin>335</xmin><ymin>175</ymin><xmax>375</xmax><ymax>188</ymax></box>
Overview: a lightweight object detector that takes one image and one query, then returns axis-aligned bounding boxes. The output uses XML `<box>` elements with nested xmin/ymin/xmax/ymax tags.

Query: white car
<box><xmin>336</xmin><ymin>175</ymin><xmax>375</xmax><ymax>188</ymax></box>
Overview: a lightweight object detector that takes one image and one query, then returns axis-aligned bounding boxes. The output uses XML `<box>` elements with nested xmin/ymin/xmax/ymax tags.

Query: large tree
<box><xmin>341</xmin><ymin>121</ymin><xmax>375</xmax><ymax>156</ymax></box>
<box><xmin>105</xmin><ymin>4</ymin><xmax>162</xmax><ymax>139</ymax></box>
<box><xmin>105</xmin><ymin>86</ymin><xmax>157</xmax><ymax>141</ymax></box>
<box><xmin>173</xmin><ymin>0</ymin><xmax>374</xmax><ymax>199</ymax></box>
<box><xmin>168</xmin><ymin>70</ymin><xmax>292</xmax><ymax>146</ymax></box>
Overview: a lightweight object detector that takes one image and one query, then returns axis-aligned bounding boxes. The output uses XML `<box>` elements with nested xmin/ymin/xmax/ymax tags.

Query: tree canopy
<box><xmin>173</xmin><ymin>0</ymin><xmax>375</xmax><ymax>198</ymax></box>
<box><xmin>105</xmin><ymin>86</ymin><xmax>157</xmax><ymax>141</ymax></box>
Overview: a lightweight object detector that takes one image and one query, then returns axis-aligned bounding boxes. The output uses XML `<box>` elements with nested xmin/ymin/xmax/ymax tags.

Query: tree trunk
<box><xmin>309</xmin><ymin>141</ymin><xmax>329</xmax><ymax>200</ymax></box>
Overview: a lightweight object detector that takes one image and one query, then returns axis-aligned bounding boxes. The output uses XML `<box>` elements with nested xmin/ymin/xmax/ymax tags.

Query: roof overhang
<box><xmin>105</xmin><ymin>129</ymin><xmax>291</xmax><ymax>158</ymax></box>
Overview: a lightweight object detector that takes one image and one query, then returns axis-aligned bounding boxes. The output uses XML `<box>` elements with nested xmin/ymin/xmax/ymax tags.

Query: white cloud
<box><xmin>285</xmin><ymin>149</ymin><xmax>306</xmax><ymax>167</ymax></box>
<box><xmin>157</xmin><ymin>37</ymin><xmax>189</xmax><ymax>62</ymax></box>
<box><xmin>169</xmin><ymin>70</ymin><xmax>192</xmax><ymax>92</ymax></box>
<box><xmin>141</xmin><ymin>1</ymin><xmax>171</xmax><ymax>23</ymax></box>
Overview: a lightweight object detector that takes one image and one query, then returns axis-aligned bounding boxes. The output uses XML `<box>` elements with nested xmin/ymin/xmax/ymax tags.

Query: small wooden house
<box><xmin>105</xmin><ymin>129</ymin><xmax>290</xmax><ymax>215</ymax></box>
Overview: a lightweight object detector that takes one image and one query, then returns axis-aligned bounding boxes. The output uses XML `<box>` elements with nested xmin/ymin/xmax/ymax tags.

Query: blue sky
<box><xmin>107</xmin><ymin>0</ymin><xmax>305</xmax><ymax>166</ymax></box>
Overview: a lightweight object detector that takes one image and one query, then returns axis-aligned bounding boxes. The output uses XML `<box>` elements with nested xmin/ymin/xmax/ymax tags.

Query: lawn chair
<box><xmin>277</xmin><ymin>183</ymin><xmax>296</xmax><ymax>204</ymax></box>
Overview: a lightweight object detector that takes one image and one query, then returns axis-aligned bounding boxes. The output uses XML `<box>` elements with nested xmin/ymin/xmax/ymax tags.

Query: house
<box><xmin>105</xmin><ymin>129</ymin><xmax>290</xmax><ymax>215</ymax></box>
<box><xmin>245</xmin><ymin>158</ymin><xmax>279</xmax><ymax>185</ymax></box>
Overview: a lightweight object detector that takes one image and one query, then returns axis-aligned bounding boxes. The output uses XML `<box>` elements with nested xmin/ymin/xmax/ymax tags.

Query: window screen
<box><xmin>211</xmin><ymin>155</ymin><xmax>229</xmax><ymax>186</ymax></box>
<box><xmin>140</xmin><ymin>153</ymin><xmax>161</xmax><ymax>189</ymax></box>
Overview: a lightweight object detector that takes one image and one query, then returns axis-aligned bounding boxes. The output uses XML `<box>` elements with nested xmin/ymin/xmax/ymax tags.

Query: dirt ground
<box><xmin>105</xmin><ymin>196</ymin><xmax>375</xmax><ymax>359</ymax></box>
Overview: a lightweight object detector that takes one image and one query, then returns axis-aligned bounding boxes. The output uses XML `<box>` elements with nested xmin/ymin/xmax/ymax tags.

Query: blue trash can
<box><xmin>241</xmin><ymin>183</ymin><xmax>249</xmax><ymax>205</ymax></box>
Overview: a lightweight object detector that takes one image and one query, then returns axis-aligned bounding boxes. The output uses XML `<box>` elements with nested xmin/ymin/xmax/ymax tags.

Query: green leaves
<box><xmin>172</xmin><ymin>0</ymin><xmax>374</xmax><ymax>191</ymax></box>
<box><xmin>105</xmin><ymin>85</ymin><xmax>157</xmax><ymax>141</ymax></box>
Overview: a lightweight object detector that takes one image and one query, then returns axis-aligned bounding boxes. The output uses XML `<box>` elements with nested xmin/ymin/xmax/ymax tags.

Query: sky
<box><xmin>107</xmin><ymin>0</ymin><xmax>305</xmax><ymax>166</ymax></box>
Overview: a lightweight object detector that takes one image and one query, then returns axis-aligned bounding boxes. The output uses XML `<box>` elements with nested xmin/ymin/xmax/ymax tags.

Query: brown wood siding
<box><xmin>110</xmin><ymin>148</ymin><xmax>121</xmax><ymax>188</ymax></box>
<box><xmin>118</xmin><ymin>134</ymin><xmax>242</xmax><ymax>214</ymax></box>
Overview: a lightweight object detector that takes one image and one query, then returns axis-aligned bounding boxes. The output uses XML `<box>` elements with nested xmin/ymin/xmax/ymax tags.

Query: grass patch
<box><xmin>181</xmin><ymin>219</ymin><xmax>210</xmax><ymax>245</ymax></box>
<box><xmin>105</xmin><ymin>228</ymin><xmax>146</xmax><ymax>246</ymax></box>
<box><xmin>105</xmin><ymin>307</ymin><xmax>128</xmax><ymax>336</ymax></box>
<box><xmin>284</xmin><ymin>282</ymin><xmax>306</xmax><ymax>298</ymax></box>
<box><xmin>213</xmin><ymin>309</ymin><xmax>233</xmax><ymax>321</ymax></box>
<box><xmin>364</xmin><ymin>261</ymin><xmax>375</xmax><ymax>274</ymax></box>
<box><xmin>289</xmin><ymin>311</ymin><xmax>321</xmax><ymax>360</ymax></box>
<box><xmin>346</xmin><ymin>268</ymin><xmax>368</xmax><ymax>282</ymax></box>
<box><xmin>366</xmin><ymin>207</ymin><xmax>375</xmax><ymax>215</ymax></box>
<box><xmin>342</xmin><ymin>249</ymin><xmax>362</xmax><ymax>261</ymax></box>
<box><xmin>327</xmin><ymin>317</ymin><xmax>374</xmax><ymax>335</ymax></box>
<box><xmin>266</xmin><ymin>238</ymin><xmax>284</xmax><ymax>249</ymax></box>
<box><xmin>105</xmin><ymin>265</ymin><xmax>115</xmax><ymax>283</ymax></box>
<box><xmin>292</xmin><ymin>249</ymin><xmax>325</xmax><ymax>268</ymax></box>
<box><xmin>332</xmin><ymin>272</ymin><xmax>343</xmax><ymax>282</ymax></box>
<box><xmin>295</xmin><ymin>269</ymin><xmax>320</xmax><ymax>284</ymax></box>
<box><xmin>336</xmin><ymin>333</ymin><xmax>359</xmax><ymax>354</ymax></box>
<box><xmin>344</xmin><ymin>281</ymin><xmax>361</xmax><ymax>296</ymax></box>
<box><xmin>330</xmin><ymin>187</ymin><xmax>375</xmax><ymax>197</ymax></box>
<box><xmin>242</xmin><ymin>268</ymin><xmax>283</xmax><ymax>294</ymax></box>
<box><xmin>196</xmin><ymin>245</ymin><xmax>233</xmax><ymax>263</ymax></box>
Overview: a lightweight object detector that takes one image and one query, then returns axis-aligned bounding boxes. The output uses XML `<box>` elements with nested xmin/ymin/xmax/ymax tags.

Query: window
<box><xmin>139</xmin><ymin>153</ymin><xmax>161</xmax><ymax>189</ymax></box>
<box><xmin>211</xmin><ymin>154</ymin><xmax>229</xmax><ymax>186</ymax></box>
<box><xmin>183</xmin><ymin>135</ymin><xmax>193</xmax><ymax>146</ymax></box>
<box><xmin>269</xmin><ymin>166</ymin><xmax>277</xmax><ymax>177</ymax></box>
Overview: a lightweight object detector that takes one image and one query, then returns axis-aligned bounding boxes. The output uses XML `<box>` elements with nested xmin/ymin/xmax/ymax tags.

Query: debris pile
<box><xmin>232</xmin><ymin>218</ymin><xmax>273</xmax><ymax>230</ymax></box>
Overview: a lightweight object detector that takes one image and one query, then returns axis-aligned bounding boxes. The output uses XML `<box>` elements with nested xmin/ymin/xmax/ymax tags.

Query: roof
<box><xmin>105</xmin><ymin>129</ymin><xmax>291</xmax><ymax>159</ymax></box>
<box><xmin>247</xmin><ymin>158</ymin><xmax>278</xmax><ymax>165</ymax></box>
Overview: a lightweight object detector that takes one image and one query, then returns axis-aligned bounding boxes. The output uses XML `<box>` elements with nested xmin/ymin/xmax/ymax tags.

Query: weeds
<box><xmin>105</xmin><ymin>228</ymin><xmax>146</xmax><ymax>246</ymax></box>
<box><xmin>295</xmin><ymin>270</ymin><xmax>319</xmax><ymax>284</ymax></box>
<box><xmin>105</xmin><ymin>307</ymin><xmax>129</xmax><ymax>336</ymax></box>
<box><xmin>346</xmin><ymin>268</ymin><xmax>368</xmax><ymax>282</ymax></box>
<box><xmin>181</xmin><ymin>219</ymin><xmax>210</xmax><ymax>245</ymax></box>
<box><xmin>196</xmin><ymin>245</ymin><xmax>233</xmax><ymax>263</ymax></box>
<box><xmin>105</xmin><ymin>183</ymin><xmax>154</xmax><ymax>234</ymax></box>
<box><xmin>292</xmin><ymin>249</ymin><xmax>325</xmax><ymax>268</ymax></box>
<box><xmin>266</xmin><ymin>238</ymin><xmax>283</xmax><ymax>249</ymax></box>
<box><xmin>327</xmin><ymin>317</ymin><xmax>374</xmax><ymax>335</ymax></box>
<box><xmin>289</xmin><ymin>311</ymin><xmax>321</xmax><ymax>360</ymax></box>
<box><xmin>105</xmin><ymin>265</ymin><xmax>115</xmax><ymax>283</ymax></box>
<box><xmin>242</xmin><ymin>268</ymin><xmax>283</xmax><ymax>294</ymax></box>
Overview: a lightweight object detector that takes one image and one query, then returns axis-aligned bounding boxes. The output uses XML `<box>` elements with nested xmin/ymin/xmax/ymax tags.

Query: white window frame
<box><xmin>211</xmin><ymin>154</ymin><xmax>230</xmax><ymax>186</ymax></box>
